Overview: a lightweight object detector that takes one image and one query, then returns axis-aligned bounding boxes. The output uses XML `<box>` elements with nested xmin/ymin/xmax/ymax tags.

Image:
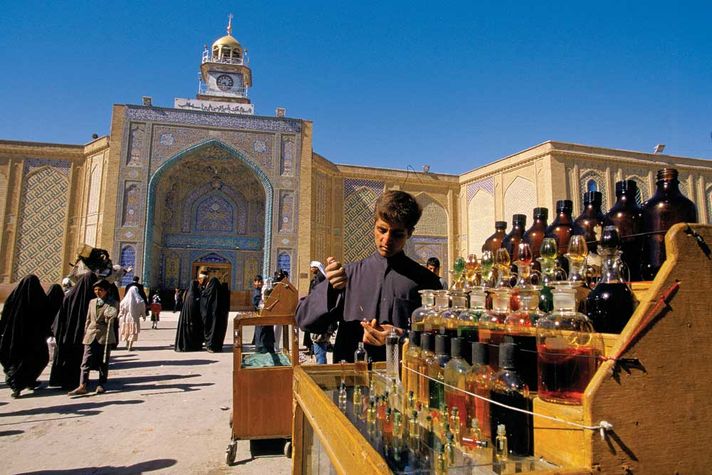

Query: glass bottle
<box><xmin>427</xmin><ymin>334</ymin><xmax>450</xmax><ymax>414</ymax></box>
<box><xmin>545</xmin><ymin>200</ymin><xmax>584</xmax><ymax>277</ymax></box>
<box><xmin>450</xmin><ymin>256</ymin><xmax>466</xmax><ymax>290</ymax></box>
<box><xmin>604</xmin><ymin>180</ymin><xmax>643</xmax><ymax>282</ymax></box>
<box><xmin>442</xmin><ymin>290</ymin><xmax>478</xmax><ymax>346</ymax></box>
<box><xmin>480</xmin><ymin>250</ymin><xmax>495</xmax><ymax>288</ymax></box>
<box><xmin>536</xmin><ymin>286</ymin><xmax>602</xmax><ymax>404</ymax></box>
<box><xmin>423</xmin><ymin>290</ymin><xmax>449</xmax><ymax>334</ymax></box>
<box><xmin>538</xmin><ymin>237</ymin><xmax>558</xmax><ymax>312</ymax></box>
<box><xmin>574</xmin><ymin>191</ymin><xmax>605</xmax><ymax>246</ymax></box>
<box><xmin>495</xmin><ymin>424</ymin><xmax>509</xmax><ymax>461</ymax></box>
<box><xmin>465</xmin><ymin>342</ymin><xmax>493</xmax><ymax>441</ymax></box>
<box><xmin>566</xmin><ymin>235</ymin><xmax>592</xmax><ymax>313</ymax></box>
<box><xmin>411</xmin><ymin>289</ymin><xmax>436</xmax><ymax>332</ymax></box>
<box><xmin>641</xmin><ymin>168</ymin><xmax>698</xmax><ymax>280</ymax></box>
<box><xmin>468</xmin><ymin>288</ymin><xmax>487</xmax><ymax>328</ymax></box>
<box><xmin>418</xmin><ymin>333</ymin><xmax>435</xmax><ymax>408</ymax></box>
<box><xmin>354</xmin><ymin>342</ymin><xmax>368</xmax><ymax>388</ymax></box>
<box><xmin>586</xmin><ymin>226</ymin><xmax>637</xmax><ymax>333</ymax></box>
<box><xmin>480</xmin><ymin>288</ymin><xmax>511</xmax><ymax>372</ymax></box>
<box><xmin>444</xmin><ymin>337</ymin><xmax>470</xmax><ymax>436</ymax></box>
<box><xmin>404</xmin><ymin>331</ymin><xmax>421</xmax><ymax>402</ymax></box>
<box><xmin>504</xmin><ymin>288</ymin><xmax>542</xmax><ymax>391</ymax></box>
<box><xmin>502</xmin><ymin>214</ymin><xmax>527</xmax><ymax>272</ymax></box>
<box><xmin>461</xmin><ymin>417</ymin><xmax>484</xmax><ymax>452</ymax></box>
<box><xmin>494</xmin><ymin>247</ymin><xmax>512</xmax><ymax>288</ymax></box>
<box><xmin>464</xmin><ymin>253</ymin><xmax>480</xmax><ymax>288</ymax></box>
<box><xmin>482</xmin><ymin>221</ymin><xmax>508</xmax><ymax>253</ymax></box>
<box><xmin>490</xmin><ymin>342</ymin><xmax>532</xmax><ymax>456</ymax></box>
<box><xmin>523</xmin><ymin>207</ymin><xmax>549</xmax><ymax>273</ymax></box>
<box><xmin>386</xmin><ymin>328</ymin><xmax>401</xmax><ymax>383</ymax></box>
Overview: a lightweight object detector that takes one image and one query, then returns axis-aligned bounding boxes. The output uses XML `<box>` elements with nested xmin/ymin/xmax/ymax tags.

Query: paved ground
<box><xmin>0</xmin><ymin>312</ymin><xmax>295</xmax><ymax>474</ymax></box>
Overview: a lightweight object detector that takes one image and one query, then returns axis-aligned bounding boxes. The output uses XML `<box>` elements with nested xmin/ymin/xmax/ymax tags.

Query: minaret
<box><xmin>197</xmin><ymin>14</ymin><xmax>253</xmax><ymax>105</ymax></box>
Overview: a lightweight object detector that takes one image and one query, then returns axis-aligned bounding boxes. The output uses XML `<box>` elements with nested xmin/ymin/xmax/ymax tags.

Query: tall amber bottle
<box><xmin>641</xmin><ymin>168</ymin><xmax>698</xmax><ymax>280</ymax></box>
<box><xmin>604</xmin><ymin>180</ymin><xmax>643</xmax><ymax>281</ymax></box>
<box><xmin>545</xmin><ymin>200</ymin><xmax>583</xmax><ymax>277</ymax></box>
<box><xmin>574</xmin><ymin>191</ymin><xmax>605</xmax><ymax>252</ymax></box>
<box><xmin>482</xmin><ymin>221</ymin><xmax>507</xmax><ymax>253</ymax></box>
<box><xmin>522</xmin><ymin>207</ymin><xmax>549</xmax><ymax>272</ymax></box>
<box><xmin>502</xmin><ymin>214</ymin><xmax>527</xmax><ymax>271</ymax></box>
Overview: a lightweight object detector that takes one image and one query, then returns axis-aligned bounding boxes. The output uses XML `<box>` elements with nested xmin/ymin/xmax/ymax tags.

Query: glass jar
<box><xmin>604</xmin><ymin>180</ymin><xmax>643</xmax><ymax>282</ymax></box>
<box><xmin>523</xmin><ymin>207</ymin><xmax>549</xmax><ymax>273</ymax></box>
<box><xmin>502</xmin><ymin>214</ymin><xmax>527</xmax><ymax>272</ymax></box>
<box><xmin>545</xmin><ymin>200</ymin><xmax>584</xmax><ymax>277</ymax></box>
<box><xmin>411</xmin><ymin>289</ymin><xmax>436</xmax><ymax>332</ymax></box>
<box><xmin>482</xmin><ymin>221</ymin><xmax>507</xmax><ymax>253</ymax></box>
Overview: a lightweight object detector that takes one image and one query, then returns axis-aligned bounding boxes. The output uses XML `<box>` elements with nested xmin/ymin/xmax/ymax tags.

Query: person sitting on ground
<box><xmin>68</xmin><ymin>279</ymin><xmax>119</xmax><ymax>396</ymax></box>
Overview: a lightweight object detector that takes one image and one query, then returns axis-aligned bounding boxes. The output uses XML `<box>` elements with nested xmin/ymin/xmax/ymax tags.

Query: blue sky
<box><xmin>0</xmin><ymin>1</ymin><xmax>710</xmax><ymax>174</ymax></box>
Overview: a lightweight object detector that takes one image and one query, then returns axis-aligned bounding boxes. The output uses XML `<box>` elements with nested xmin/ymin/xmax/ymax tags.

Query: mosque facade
<box><xmin>1</xmin><ymin>22</ymin><xmax>711</xmax><ymax>304</ymax></box>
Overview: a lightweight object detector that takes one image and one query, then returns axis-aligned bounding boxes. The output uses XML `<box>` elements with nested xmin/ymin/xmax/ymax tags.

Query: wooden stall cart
<box><xmin>226</xmin><ymin>279</ymin><xmax>299</xmax><ymax>465</ymax></box>
<box><xmin>292</xmin><ymin>224</ymin><xmax>712</xmax><ymax>474</ymax></box>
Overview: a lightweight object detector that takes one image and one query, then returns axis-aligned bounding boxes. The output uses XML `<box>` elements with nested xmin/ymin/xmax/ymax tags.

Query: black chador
<box><xmin>0</xmin><ymin>275</ymin><xmax>51</xmax><ymax>397</ymax></box>
<box><xmin>49</xmin><ymin>273</ymin><xmax>97</xmax><ymax>389</ymax></box>
<box><xmin>175</xmin><ymin>281</ymin><xmax>204</xmax><ymax>352</ymax></box>
<box><xmin>201</xmin><ymin>277</ymin><xmax>229</xmax><ymax>353</ymax></box>
<box><xmin>46</xmin><ymin>284</ymin><xmax>65</xmax><ymax>338</ymax></box>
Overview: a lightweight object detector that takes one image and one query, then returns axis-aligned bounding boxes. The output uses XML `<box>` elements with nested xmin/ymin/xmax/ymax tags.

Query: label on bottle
<box><xmin>545</xmin><ymin>336</ymin><xmax>567</xmax><ymax>350</ymax></box>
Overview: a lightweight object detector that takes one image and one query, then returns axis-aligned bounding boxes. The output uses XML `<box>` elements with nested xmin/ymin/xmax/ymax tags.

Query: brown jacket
<box><xmin>83</xmin><ymin>297</ymin><xmax>119</xmax><ymax>345</ymax></box>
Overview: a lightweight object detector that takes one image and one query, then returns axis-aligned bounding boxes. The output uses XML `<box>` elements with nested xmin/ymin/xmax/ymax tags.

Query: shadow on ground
<box><xmin>111</xmin><ymin>373</ymin><xmax>214</xmax><ymax>394</ymax></box>
<box><xmin>0</xmin><ymin>399</ymin><xmax>144</xmax><ymax>418</ymax></box>
<box><xmin>110</xmin><ymin>359</ymin><xmax>218</xmax><ymax>370</ymax></box>
<box><xmin>18</xmin><ymin>458</ymin><xmax>177</xmax><ymax>474</ymax></box>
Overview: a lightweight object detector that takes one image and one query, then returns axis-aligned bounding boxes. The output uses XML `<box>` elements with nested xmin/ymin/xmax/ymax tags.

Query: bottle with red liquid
<box><xmin>545</xmin><ymin>200</ymin><xmax>584</xmax><ymax>277</ymax></box>
<box><xmin>523</xmin><ymin>207</ymin><xmax>549</xmax><ymax>273</ymax></box>
<box><xmin>482</xmin><ymin>221</ymin><xmax>507</xmax><ymax>253</ymax></box>
<box><xmin>641</xmin><ymin>168</ymin><xmax>698</xmax><ymax>280</ymax></box>
<box><xmin>537</xmin><ymin>286</ymin><xmax>602</xmax><ymax>404</ymax></box>
<box><xmin>465</xmin><ymin>342</ymin><xmax>494</xmax><ymax>440</ymax></box>
<box><xmin>586</xmin><ymin>226</ymin><xmax>637</xmax><ymax>333</ymax></box>
<box><xmin>444</xmin><ymin>337</ymin><xmax>470</xmax><ymax>436</ymax></box>
<box><xmin>489</xmin><ymin>342</ymin><xmax>533</xmax><ymax>456</ymax></box>
<box><xmin>604</xmin><ymin>180</ymin><xmax>643</xmax><ymax>282</ymax></box>
<box><xmin>574</xmin><ymin>191</ymin><xmax>605</xmax><ymax>281</ymax></box>
<box><xmin>502</xmin><ymin>214</ymin><xmax>527</xmax><ymax>272</ymax></box>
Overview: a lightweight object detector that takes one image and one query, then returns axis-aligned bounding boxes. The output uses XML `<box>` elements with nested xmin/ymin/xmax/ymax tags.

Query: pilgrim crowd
<box><xmin>0</xmin><ymin>269</ymin><xmax>230</xmax><ymax>399</ymax></box>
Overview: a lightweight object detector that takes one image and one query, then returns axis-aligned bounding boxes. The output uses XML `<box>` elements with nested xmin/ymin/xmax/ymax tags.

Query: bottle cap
<box><xmin>450</xmin><ymin>337</ymin><xmax>463</xmax><ymax>359</ymax></box>
<box><xmin>583</xmin><ymin>191</ymin><xmax>602</xmax><ymax>206</ymax></box>
<box><xmin>512</xmin><ymin>214</ymin><xmax>527</xmax><ymax>226</ymax></box>
<box><xmin>615</xmin><ymin>180</ymin><xmax>638</xmax><ymax>195</ymax></box>
<box><xmin>495</xmin><ymin>221</ymin><xmax>508</xmax><ymax>230</ymax></box>
<box><xmin>409</xmin><ymin>330</ymin><xmax>420</xmax><ymax>347</ymax></box>
<box><xmin>472</xmin><ymin>342</ymin><xmax>487</xmax><ymax>366</ymax></box>
<box><xmin>497</xmin><ymin>424</ymin><xmax>506</xmax><ymax>436</ymax></box>
<box><xmin>657</xmin><ymin>168</ymin><xmax>678</xmax><ymax>182</ymax></box>
<box><xmin>533</xmin><ymin>207</ymin><xmax>549</xmax><ymax>220</ymax></box>
<box><xmin>600</xmin><ymin>225</ymin><xmax>621</xmax><ymax>249</ymax></box>
<box><xmin>556</xmin><ymin>199</ymin><xmax>573</xmax><ymax>213</ymax></box>
<box><xmin>420</xmin><ymin>333</ymin><xmax>433</xmax><ymax>352</ymax></box>
<box><xmin>499</xmin><ymin>342</ymin><xmax>516</xmax><ymax>369</ymax></box>
<box><xmin>435</xmin><ymin>334</ymin><xmax>449</xmax><ymax>356</ymax></box>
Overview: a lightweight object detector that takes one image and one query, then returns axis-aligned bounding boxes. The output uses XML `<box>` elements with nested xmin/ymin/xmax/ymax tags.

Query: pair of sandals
<box><xmin>68</xmin><ymin>385</ymin><xmax>105</xmax><ymax>396</ymax></box>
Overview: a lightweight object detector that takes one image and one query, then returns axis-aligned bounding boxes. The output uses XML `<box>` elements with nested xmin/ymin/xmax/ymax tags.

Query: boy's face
<box><xmin>93</xmin><ymin>287</ymin><xmax>108</xmax><ymax>299</ymax></box>
<box><xmin>373</xmin><ymin>218</ymin><xmax>412</xmax><ymax>258</ymax></box>
<box><xmin>253</xmin><ymin>279</ymin><xmax>263</xmax><ymax>289</ymax></box>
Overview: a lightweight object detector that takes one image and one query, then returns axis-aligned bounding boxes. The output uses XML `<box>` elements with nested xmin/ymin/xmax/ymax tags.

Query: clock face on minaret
<box><xmin>216</xmin><ymin>74</ymin><xmax>234</xmax><ymax>91</ymax></box>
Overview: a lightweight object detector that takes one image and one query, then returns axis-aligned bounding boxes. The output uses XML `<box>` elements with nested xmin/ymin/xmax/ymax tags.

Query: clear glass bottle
<box><xmin>523</xmin><ymin>207</ymin><xmax>549</xmax><ymax>273</ymax></box>
<box><xmin>604</xmin><ymin>180</ymin><xmax>643</xmax><ymax>282</ymax></box>
<box><xmin>641</xmin><ymin>168</ymin><xmax>698</xmax><ymax>280</ymax></box>
<box><xmin>490</xmin><ymin>342</ymin><xmax>532</xmax><ymax>456</ymax></box>
<box><xmin>537</xmin><ymin>286</ymin><xmax>602</xmax><ymax>404</ymax></box>
<box><xmin>482</xmin><ymin>220</ymin><xmax>508</xmax><ymax>253</ymax></box>
<box><xmin>586</xmin><ymin>226</ymin><xmax>637</xmax><ymax>333</ymax></box>
<box><xmin>502</xmin><ymin>214</ymin><xmax>527</xmax><ymax>272</ymax></box>
<box><xmin>443</xmin><ymin>337</ymin><xmax>470</xmax><ymax>436</ymax></box>
<box><xmin>386</xmin><ymin>328</ymin><xmax>401</xmax><ymax>383</ymax></box>
<box><xmin>441</xmin><ymin>290</ymin><xmax>478</xmax><ymax>346</ymax></box>
<box><xmin>495</xmin><ymin>424</ymin><xmax>509</xmax><ymax>461</ymax></box>
<box><xmin>411</xmin><ymin>289</ymin><xmax>436</xmax><ymax>332</ymax></box>
<box><xmin>418</xmin><ymin>333</ymin><xmax>435</xmax><ymax>408</ymax></box>
<box><xmin>403</xmin><ymin>331</ymin><xmax>421</xmax><ymax>403</ymax></box>
<box><xmin>354</xmin><ymin>341</ymin><xmax>368</xmax><ymax>388</ymax></box>
<box><xmin>464</xmin><ymin>253</ymin><xmax>480</xmax><ymax>289</ymax></box>
<box><xmin>480</xmin><ymin>288</ymin><xmax>511</xmax><ymax>372</ymax></box>
<box><xmin>423</xmin><ymin>290</ymin><xmax>449</xmax><ymax>334</ymax></box>
<box><xmin>427</xmin><ymin>334</ymin><xmax>450</xmax><ymax>413</ymax></box>
<box><xmin>465</xmin><ymin>342</ymin><xmax>494</xmax><ymax>441</ymax></box>
<box><xmin>538</xmin><ymin>237</ymin><xmax>558</xmax><ymax>312</ymax></box>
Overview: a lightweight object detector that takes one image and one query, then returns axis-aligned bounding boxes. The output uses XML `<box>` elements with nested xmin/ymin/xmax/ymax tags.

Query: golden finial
<box><xmin>227</xmin><ymin>13</ymin><xmax>234</xmax><ymax>36</ymax></box>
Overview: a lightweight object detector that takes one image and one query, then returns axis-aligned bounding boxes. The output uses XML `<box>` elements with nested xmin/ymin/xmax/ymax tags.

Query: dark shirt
<box><xmin>295</xmin><ymin>251</ymin><xmax>442</xmax><ymax>362</ymax></box>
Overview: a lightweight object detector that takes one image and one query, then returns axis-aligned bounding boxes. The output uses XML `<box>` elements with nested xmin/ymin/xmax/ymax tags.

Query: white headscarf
<box><xmin>310</xmin><ymin>260</ymin><xmax>326</xmax><ymax>277</ymax></box>
<box><xmin>119</xmin><ymin>286</ymin><xmax>146</xmax><ymax>319</ymax></box>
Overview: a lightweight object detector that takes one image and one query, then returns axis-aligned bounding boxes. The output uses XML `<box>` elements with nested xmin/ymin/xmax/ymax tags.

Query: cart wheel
<box><xmin>284</xmin><ymin>440</ymin><xmax>292</xmax><ymax>458</ymax></box>
<box><xmin>226</xmin><ymin>441</ymin><xmax>237</xmax><ymax>465</ymax></box>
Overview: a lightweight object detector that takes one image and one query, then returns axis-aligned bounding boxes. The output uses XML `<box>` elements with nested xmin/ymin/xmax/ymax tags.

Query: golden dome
<box><xmin>212</xmin><ymin>34</ymin><xmax>241</xmax><ymax>50</ymax></box>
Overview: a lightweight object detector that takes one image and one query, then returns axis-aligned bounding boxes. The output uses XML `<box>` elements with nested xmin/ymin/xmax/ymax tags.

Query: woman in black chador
<box><xmin>46</xmin><ymin>284</ymin><xmax>65</xmax><ymax>337</ymax></box>
<box><xmin>49</xmin><ymin>272</ymin><xmax>97</xmax><ymax>389</ymax></box>
<box><xmin>201</xmin><ymin>277</ymin><xmax>229</xmax><ymax>353</ymax></box>
<box><xmin>175</xmin><ymin>281</ymin><xmax>204</xmax><ymax>352</ymax></box>
<box><xmin>0</xmin><ymin>275</ymin><xmax>51</xmax><ymax>398</ymax></box>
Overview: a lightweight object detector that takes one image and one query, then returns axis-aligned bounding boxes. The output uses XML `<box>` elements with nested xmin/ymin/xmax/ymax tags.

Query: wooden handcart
<box><xmin>226</xmin><ymin>279</ymin><xmax>299</xmax><ymax>465</ymax></box>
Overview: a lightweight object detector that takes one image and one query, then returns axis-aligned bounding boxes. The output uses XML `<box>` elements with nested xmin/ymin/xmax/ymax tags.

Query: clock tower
<box><xmin>199</xmin><ymin>15</ymin><xmax>252</xmax><ymax>103</ymax></box>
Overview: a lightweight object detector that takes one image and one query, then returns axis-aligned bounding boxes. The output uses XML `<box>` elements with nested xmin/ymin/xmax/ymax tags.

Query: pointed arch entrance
<box><xmin>143</xmin><ymin>139</ymin><xmax>273</xmax><ymax>291</ymax></box>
